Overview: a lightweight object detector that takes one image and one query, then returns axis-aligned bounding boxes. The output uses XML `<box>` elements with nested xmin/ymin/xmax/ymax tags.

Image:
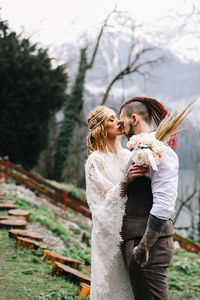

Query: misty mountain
<box><xmin>52</xmin><ymin>34</ymin><xmax>200</xmax><ymax>170</ymax></box>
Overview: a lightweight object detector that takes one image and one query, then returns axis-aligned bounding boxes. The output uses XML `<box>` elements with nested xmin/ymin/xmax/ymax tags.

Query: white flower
<box><xmin>140</xmin><ymin>132</ymin><xmax>155</xmax><ymax>147</ymax></box>
<box><xmin>132</xmin><ymin>149</ymin><xmax>147</xmax><ymax>165</ymax></box>
<box><xmin>151</xmin><ymin>140</ymin><xmax>164</xmax><ymax>153</ymax></box>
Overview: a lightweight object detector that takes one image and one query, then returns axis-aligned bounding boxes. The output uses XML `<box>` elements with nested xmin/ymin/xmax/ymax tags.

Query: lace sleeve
<box><xmin>85</xmin><ymin>151</ymin><xmax>133</xmax><ymax>298</ymax></box>
<box><xmin>85</xmin><ymin>152</ymin><xmax>127</xmax><ymax>240</ymax></box>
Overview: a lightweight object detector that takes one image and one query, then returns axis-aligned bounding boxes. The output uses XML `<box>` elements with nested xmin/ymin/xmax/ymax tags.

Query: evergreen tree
<box><xmin>0</xmin><ymin>20</ymin><xmax>68</xmax><ymax>169</ymax></box>
<box><xmin>53</xmin><ymin>48</ymin><xmax>86</xmax><ymax>181</ymax></box>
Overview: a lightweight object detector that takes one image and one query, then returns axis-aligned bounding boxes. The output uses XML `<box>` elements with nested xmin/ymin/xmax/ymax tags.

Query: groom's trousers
<box><xmin>121</xmin><ymin>235</ymin><xmax>174</xmax><ymax>300</ymax></box>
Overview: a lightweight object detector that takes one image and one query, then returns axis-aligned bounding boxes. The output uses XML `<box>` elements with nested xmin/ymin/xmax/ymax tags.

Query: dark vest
<box><xmin>121</xmin><ymin>176</ymin><xmax>174</xmax><ymax>240</ymax></box>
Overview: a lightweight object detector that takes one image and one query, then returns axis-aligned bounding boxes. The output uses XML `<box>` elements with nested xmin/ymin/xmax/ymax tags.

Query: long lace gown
<box><xmin>85</xmin><ymin>147</ymin><xmax>134</xmax><ymax>300</ymax></box>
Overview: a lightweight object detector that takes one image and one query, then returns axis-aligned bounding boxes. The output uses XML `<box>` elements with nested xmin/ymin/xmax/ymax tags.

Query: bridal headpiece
<box><xmin>89</xmin><ymin>109</ymin><xmax>108</xmax><ymax>131</ymax></box>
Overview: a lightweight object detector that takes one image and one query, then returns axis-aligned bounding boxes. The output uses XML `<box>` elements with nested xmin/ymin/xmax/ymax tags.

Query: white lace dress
<box><xmin>85</xmin><ymin>147</ymin><xmax>134</xmax><ymax>300</ymax></box>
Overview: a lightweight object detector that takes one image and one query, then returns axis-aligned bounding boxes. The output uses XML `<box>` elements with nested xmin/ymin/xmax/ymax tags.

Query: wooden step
<box><xmin>0</xmin><ymin>200</ymin><xmax>15</xmax><ymax>205</ymax></box>
<box><xmin>16</xmin><ymin>237</ymin><xmax>48</xmax><ymax>250</ymax></box>
<box><xmin>77</xmin><ymin>282</ymin><xmax>90</xmax><ymax>297</ymax></box>
<box><xmin>42</xmin><ymin>250</ymin><xmax>81</xmax><ymax>270</ymax></box>
<box><xmin>52</xmin><ymin>262</ymin><xmax>91</xmax><ymax>285</ymax></box>
<box><xmin>0</xmin><ymin>203</ymin><xmax>17</xmax><ymax>210</ymax></box>
<box><xmin>9</xmin><ymin>229</ymin><xmax>44</xmax><ymax>241</ymax></box>
<box><xmin>8</xmin><ymin>209</ymin><xmax>29</xmax><ymax>221</ymax></box>
<box><xmin>0</xmin><ymin>215</ymin><xmax>26</xmax><ymax>221</ymax></box>
<box><xmin>0</xmin><ymin>219</ymin><xmax>27</xmax><ymax>229</ymax></box>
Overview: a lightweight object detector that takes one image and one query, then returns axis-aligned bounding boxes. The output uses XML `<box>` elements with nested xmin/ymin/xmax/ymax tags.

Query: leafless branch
<box><xmin>87</xmin><ymin>6</ymin><xmax>117</xmax><ymax>69</ymax></box>
<box><xmin>101</xmin><ymin>47</ymin><xmax>164</xmax><ymax>105</ymax></box>
<box><xmin>174</xmin><ymin>186</ymin><xmax>197</xmax><ymax>224</ymax></box>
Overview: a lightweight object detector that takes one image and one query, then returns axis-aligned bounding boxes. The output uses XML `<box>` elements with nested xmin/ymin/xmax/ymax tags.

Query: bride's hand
<box><xmin>127</xmin><ymin>164</ymin><xmax>149</xmax><ymax>183</ymax></box>
<box><xmin>120</xmin><ymin>165</ymin><xmax>148</xmax><ymax>197</ymax></box>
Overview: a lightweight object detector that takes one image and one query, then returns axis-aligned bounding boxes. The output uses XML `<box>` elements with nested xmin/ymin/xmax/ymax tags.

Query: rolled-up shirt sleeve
<box><xmin>149</xmin><ymin>145</ymin><xmax>179</xmax><ymax>220</ymax></box>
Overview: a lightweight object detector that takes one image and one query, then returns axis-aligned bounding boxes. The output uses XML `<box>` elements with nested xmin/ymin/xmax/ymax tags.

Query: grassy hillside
<box><xmin>0</xmin><ymin>182</ymin><xmax>200</xmax><ymax>299</ymax></box>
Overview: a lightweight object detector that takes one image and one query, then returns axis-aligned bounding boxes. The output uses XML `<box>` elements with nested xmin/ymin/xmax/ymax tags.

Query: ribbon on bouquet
<box><xmin>144</xmin><ymin>148</ymin><xmax>158</xmax><ymax>171</ymax></box>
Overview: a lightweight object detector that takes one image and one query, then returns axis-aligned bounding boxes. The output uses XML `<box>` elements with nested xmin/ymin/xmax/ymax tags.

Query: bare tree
<box><xmin>101</xmin><ymin>47</ymin><xmax>164</xmax><ymax>105</ymax></box>
<box><xmin>99</xmin><ymin>12</ymin><xmax>165</xmax><ymax>105</ymax></box>
<box><xmin>52</xmin><ymin>8</ymin><xmax>117</xmax><ymax>181</ymax></box>
<box><xmin>174</xmin><ymin>185</ymin><xmax>197</xmax><ymax>224</ymax></box>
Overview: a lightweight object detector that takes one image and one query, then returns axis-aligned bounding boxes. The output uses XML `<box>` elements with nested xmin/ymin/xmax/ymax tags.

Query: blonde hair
<box><xmin>87</xmin><ymin>106</ymin><xmax>110</xmax><ymax>155</ymax></box>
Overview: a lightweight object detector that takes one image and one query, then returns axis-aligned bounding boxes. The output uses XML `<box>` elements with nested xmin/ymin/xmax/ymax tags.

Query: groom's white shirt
<box><xmin>148</xmin><ymin>144</ymin><xmax>179</xmax><ymax>220</ymax></box>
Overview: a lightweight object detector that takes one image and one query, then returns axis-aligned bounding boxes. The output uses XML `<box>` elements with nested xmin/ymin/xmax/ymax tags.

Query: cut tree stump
<box><xmin>0</xmin><ymin>215</ymin><xmax>26</xmax><ymax>221</ymax></box>
<box><xmin>77</xmin><ymin>282</ymin><xmax>90</xmax><ymax>297</ymax></box>
<box><xmin>16</xmin><ymin>237</ymin><xmax>48</xmax><ymax>250</ymax></box>
<box><xmin>9</xmin><ymin>229</ymin><xmax>44</xmax><ymax>241</ymax></box>
<box><xmin>42</xmin><ymin>250</ymin><xmax>81</xmax><ymax>270</ymax></box>
<box><xmin>0</xmin><ymin>219</ymin><xmax>27</xmax><ymax>229</ymax></box>
<box><xmin>8</xmin><ymin>209</ymin><xmax>29</xmax><ymax>221</ymax></box>
<box><xmin>52</xmin><ymin>262</ymin><xmax>91</xmax><ymax>285</ymax></box>
<box><xmin>0</xmin><ymin>203</ymin><xmax>17</xmax><ymax>210</ymax></box>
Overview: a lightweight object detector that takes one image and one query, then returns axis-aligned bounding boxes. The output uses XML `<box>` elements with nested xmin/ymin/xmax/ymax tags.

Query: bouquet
<box><xmin>127</xmin><ymin>132</ymin><xmax>164</xmax><ymax>171</ymax></box>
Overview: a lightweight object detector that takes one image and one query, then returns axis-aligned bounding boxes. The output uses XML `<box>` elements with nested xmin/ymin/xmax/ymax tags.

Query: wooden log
<box><xmin>9</xmin><ymin>229</ymin><xmax>43</xmax><ymax>241</ymax></box>
<box><xmin>0</xmin><ymin>219</ymin><xmax>27</xmax><ymax>229</ymax></box>
<box><xmin>16</xmin><ymin>237</ymin><xmax>48</xmax><ymax>250</ymax></box>
<box><xmin>77</xmin><ymin>282</ymin><xmax>90</xmax><ymax>297</ymax></box>
<box><xmin>0</xmin><ymin>215</ymin><xmax>26</xmax><ymax>221</ymax></box>
<box><xmin>1</xmin><ymin>200</ymin><xmax>15</xmax><ymax>205</ymax></box>
<box><xmin>8</xmin><ymin>209</ymin><xmax>29</xmax><ymax>221</ymax></box>
<box><xmin>52</xmin><ymin>262</ymin><xmax>91</xmax><ymax>285</ymax></box>
<box><xmin>172</xmin><ymin>233</ymin><xmax>200</xmax><ymax>254</ymax></box>
<box><xmin>42</xmin><ymin>250</ymin><xmax>81</xmax><ymax>270</ymax></box>
<box><xmin>0</xmin><ymin>203</ymin><xmax>17</xmax><ymax>210</ymax></box>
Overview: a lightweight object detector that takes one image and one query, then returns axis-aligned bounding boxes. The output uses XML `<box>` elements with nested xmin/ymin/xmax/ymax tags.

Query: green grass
<box><xmin>47</xmin><ymin>181</ymin><xmax>87</xmax><ymax>203</ymax></box>
<box><xmin>29</xmin><ymin>206</ymin><xmax>72</xmax><ymax>243</ymax></box>
<box><xmin>61</xmin><ymin>245</ymin><xmax>91</xmax><ymax>266</ymax></box>
<box><xmin>3</xmin><ymin>196</ymin><xmax>72</xmax><ymax>244</ymax></box>
<box><xmin>1</xmin><ymin>183</ymin><xmax>200</xmax><ymax>299</ymax></box>
<box><xmin>168</xmin><ymin>250</ymin><xmax>200</xmax><ymax>300</ymax></box>
<box><xmin>0</xmin><ymin>229</ymin><xmax>80</xmax><ymax>300</ymax></box>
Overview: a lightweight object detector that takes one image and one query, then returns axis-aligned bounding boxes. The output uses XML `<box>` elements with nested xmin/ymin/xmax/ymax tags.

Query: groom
<box><xmin>119</xmin><ymin>96</ymin><xmax>179</xmax><ymax>300</ymax></box>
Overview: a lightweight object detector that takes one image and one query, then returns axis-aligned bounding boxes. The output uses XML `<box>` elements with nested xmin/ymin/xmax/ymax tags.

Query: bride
<box><xmin>85</xmin><ymin>105</ymin><xmax>148</xmax><ymax>300</ymax></box>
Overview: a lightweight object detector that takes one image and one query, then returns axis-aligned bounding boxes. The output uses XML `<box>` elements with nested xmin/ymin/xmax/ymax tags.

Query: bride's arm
<box><xmin>120</xmin><ymin>164</ymin><xmax>148</xmax><ymax>197</ymax></box>
<box><xmin>85</xmin><ymin>153</ymin><xmax>148</xmax><ymax>213</ymax></box>
<box><xmin>85</xmin><ymin>152</ymin><xmax>148</xmax><ymax>258</ymax></box>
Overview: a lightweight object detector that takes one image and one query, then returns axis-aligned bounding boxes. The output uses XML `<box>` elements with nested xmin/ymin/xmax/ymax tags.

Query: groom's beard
<box><xmin>126</xmin><ymin>122</ymin><xmax>135</xmax><ymax>139</ymax></box>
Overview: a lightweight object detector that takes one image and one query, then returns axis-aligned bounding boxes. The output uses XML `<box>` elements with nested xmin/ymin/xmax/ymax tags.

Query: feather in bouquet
<box><xmin>127</xmin><ymin>98</ymin><xmax>197</xmax><ymax>171</ymax></box>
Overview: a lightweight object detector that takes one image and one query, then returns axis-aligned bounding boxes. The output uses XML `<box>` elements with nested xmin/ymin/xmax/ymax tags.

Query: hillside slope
<box><xmin>0</xmin><ymin>182</ymin><xmax>199</xmax><ymax>299</ymax></box>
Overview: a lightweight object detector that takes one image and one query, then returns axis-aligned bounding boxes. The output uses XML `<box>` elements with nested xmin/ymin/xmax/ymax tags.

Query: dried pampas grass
<box><xmin>155</xmin><ymin>98</ymin><xmax>198</xmax><ymax>143</ymax></box>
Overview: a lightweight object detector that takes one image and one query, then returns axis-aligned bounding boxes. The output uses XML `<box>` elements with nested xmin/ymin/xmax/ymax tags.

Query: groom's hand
<box><xmin>132</xmin><ymin>244</ymin><xmax>149</xmax><ymax>268</ymax></box>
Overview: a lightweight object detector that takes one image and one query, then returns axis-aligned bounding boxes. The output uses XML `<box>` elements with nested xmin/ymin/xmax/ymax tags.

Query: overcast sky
<box><xmin>0</xmin><ymin>0</ymin><xmax>200</xmax><ymax>62</ymax></box>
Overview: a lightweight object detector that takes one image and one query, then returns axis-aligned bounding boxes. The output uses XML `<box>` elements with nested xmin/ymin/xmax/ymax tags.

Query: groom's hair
<box><xmin>119</xmin><ymin>96</ymin><xmax>168</xmax><ymax>126</ymax></box>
